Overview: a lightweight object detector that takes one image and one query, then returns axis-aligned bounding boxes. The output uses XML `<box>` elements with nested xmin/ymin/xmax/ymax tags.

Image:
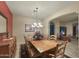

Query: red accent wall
<box><xmin>0</xmin><ymin>1</ymin><xmax>13</xmax><ymax>33</ymax></box>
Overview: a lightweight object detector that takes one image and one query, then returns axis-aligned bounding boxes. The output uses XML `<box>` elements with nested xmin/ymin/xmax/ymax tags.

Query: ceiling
<box><xmin>6</xmin><ymin>1</ymin><xmax>78</xmax><ymax>20</ymax></box>
<box><xmin>51</xmin><ymin>12</ymin><xmax>78</xmax><ymax>24</ymax></box>
<box><xmin>59</xmin><ymin>13</ymin><xmax>78</xmax><ymax>23</ymax></box>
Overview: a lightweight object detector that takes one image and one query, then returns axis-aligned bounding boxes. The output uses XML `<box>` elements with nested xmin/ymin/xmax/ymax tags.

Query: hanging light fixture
<box><xmin>32</xmin><ymin>7</ymin><xmax>43</xmax><ymax>28</ymax></box>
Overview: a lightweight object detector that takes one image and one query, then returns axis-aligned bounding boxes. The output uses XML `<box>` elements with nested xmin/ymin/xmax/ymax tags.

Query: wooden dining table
<box><xmin>29</xmin><ymin>40</ymin><xmax>58</xmax><ymax>53</ymax></box>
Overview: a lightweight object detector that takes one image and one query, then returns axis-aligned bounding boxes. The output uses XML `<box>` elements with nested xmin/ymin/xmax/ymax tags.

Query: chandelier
<box><xmin>32</xmin><ymin>8</ymin><xmax>43</xmax><ymax>28</ymax></box>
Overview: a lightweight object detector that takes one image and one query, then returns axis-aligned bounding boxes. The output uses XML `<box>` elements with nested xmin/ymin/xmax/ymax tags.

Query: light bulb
<box><xmin>40</xmin><ymin>25</ymin><xmax>43</xmax><ymax>27</ymax></box>
<box><xmin>33</xmin><ymin>23</ymin><xmax>37</xmax><ymax>26</ymax></box>
<box><xmin>38</xmin><ymin>23</ymin><xmax>43</xmax><ymax>27</ymax></box>
<box><xmin>32</xmin><ymin>25</ymin><xmax>35</xmax><ymax>27</ymax></box>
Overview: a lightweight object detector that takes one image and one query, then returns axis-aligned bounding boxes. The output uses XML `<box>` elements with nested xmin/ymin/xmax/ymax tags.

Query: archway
<box><xmin>49</xmin><ymin>12</ymin><xmax>78</xmax><ymax>57</ymax></box>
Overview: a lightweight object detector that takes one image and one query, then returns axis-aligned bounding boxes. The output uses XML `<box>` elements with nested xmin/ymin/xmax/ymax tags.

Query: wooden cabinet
<box><xmin>0</xmin><ymin>36</ymin><xmax>16</xmax><ymax>58</ymax></box>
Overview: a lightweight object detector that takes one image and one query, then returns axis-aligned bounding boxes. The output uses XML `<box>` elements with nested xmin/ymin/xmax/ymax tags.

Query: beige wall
<box><xmin>66</xmin><ymin>24</ymin><xmax>73</xmax><ymax>36</ymax></box>
<box><xmin>13</xmin><ymin>15</ymin><xmax>43</xmax><ymax>44</ymax></box>
<box><xmin>13</xmin><ymin>15</ymin><xmax>33</xmax><ymax>44</ymax></box>
<box><xmin>54</xmin><ymin>21</ymin><xmax>60</xmax><ymax>36</ymax></box>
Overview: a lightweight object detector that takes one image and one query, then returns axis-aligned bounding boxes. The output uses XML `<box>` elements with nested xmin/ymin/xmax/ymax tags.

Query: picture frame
<box><xmin>25</xmin><ymin>24</ymin><xmax>35</xmax><ymax>32</ymax></box>
<box><xmin>0</xmin><ymin>12</ymin><xmax>7</xmax><ymax>33</ymax></box>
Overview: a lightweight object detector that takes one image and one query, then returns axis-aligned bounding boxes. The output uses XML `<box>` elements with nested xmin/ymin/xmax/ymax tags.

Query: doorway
<box><xmin>73</xmin><ymin>23</ymin><xmax>78</xmax><ymax>38</ymax></box>
<box><xmin>60</xmin><ymin>26</ymin><xmax>67</xmax><ymax>36</ymax></box>
<box><xmin>50</xmin><ymin>22</ymin><xmax>55</xmax><ymax>35</ymax></box>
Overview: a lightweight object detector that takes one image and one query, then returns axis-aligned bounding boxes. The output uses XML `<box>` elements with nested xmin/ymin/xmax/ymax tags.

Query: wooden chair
<box><xmin>49</xmin><ymin>35</ymin><xmax>57</xmax><ymax>40</ymax></box>
<box><xmin>46</xmin><ymin>41</ymin><xmax>67</xmax><ymax>58</ymax></box>
<box><xmin>63</xmin><ymin>36</ymin><xmax>71</xmax><ymax>42</ymax></box>
<box><xmin>24</xmin><ymin>36</ymin><xmax>40</xmax><ymax>58</ymax></box>
<box><xmin>24</xmin><ymin>36</ymin><xmax>34</xmax><ymax>57</ymax></box>
<box><xmin>24</xmin><ymin>36</ymin><xmax>30</xmax><ymax>48</ymax></box>
<box><xmin>43</xmin><ymin>35</ymin><xmax>49</xmax><ymax>40</ymax></box>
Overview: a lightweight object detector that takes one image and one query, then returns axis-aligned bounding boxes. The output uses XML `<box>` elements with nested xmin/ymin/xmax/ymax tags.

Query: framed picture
<box><xmin>25</xmin><ymin>24</ymin><xmax>35</xmax><ymax>32</ymax></box>
<box><xmin>0</xmin><ymin>12</ymin><xmax>7</xmax><ymax>33</ymax></box>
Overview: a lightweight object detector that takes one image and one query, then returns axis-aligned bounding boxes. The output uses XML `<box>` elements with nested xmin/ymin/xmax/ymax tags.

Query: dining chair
<box><xmin>46</xmin><ymin>41</ymin><xmax>67</xmax><ymax>58</ymax></box>
<box><xmin>43</xmin><ymin>35</ymin><xmax>49</xmax><ymax>40</ymax></box>
<box><xmin>24</xmin><ymin>36</ymin><xmax>31</xmax><ymax>57</ymax></box>
<box><xmin>24</xmin><ymin>36</ymin><xmax>29</xmax><ymax>45</ymax></box>
<box><xmin>24</xmin><ymin>36</ymin><xmax>40</xmax><ymax>58</ymax></box>
<box><xmin>49</xmin><ymin>35</ymin><xmax>57</xmax><ymax>40</ymax></box>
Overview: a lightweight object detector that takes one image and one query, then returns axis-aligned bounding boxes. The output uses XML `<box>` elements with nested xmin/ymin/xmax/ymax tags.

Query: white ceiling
<box><xmin>51</xmin><ymin>12</ymin><xmax>78</xmax><ymax>24</ymax></box>
<box><xmin>59</xmin><ymin>13</ymin><xmax>78</xmax><ymax>23</ymax></box>
<box><xmin>6</xmin><ymin>1</ymin><xmax>78</xmax><ymax>20</ymax></box>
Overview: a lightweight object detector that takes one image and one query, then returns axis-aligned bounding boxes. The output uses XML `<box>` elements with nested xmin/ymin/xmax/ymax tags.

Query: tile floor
<box><xmin>65</xmin><ymin>38</ymin><xmax>79</xmax><ymax>58</ymax></box>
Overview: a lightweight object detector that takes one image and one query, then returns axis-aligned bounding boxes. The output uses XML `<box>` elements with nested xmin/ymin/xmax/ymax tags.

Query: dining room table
<box><xmin>29</xmin><ymin>39</ymin><xmax>58</xmax><ymax>54</ymax></box>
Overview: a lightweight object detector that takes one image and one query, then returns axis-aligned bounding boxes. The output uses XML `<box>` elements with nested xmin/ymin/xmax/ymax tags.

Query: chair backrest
<box><xmin>49</xmin><ymin>35</ymin><xmax>57</xmax><ymax>40</ymax></box>
<box><xmin>24</xmin><ymin>36</ymin><xmax>36</xmax><ymax>57</ymax></box>
<box><xmin>55</xmin><ymin>41</ymin><xmax>67</xmax><ymax>57</ymax></box>
<box><xmin>24</xmin><ymin>36</ymin><xmax>29</xmax><ymax>47</ymax></box>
